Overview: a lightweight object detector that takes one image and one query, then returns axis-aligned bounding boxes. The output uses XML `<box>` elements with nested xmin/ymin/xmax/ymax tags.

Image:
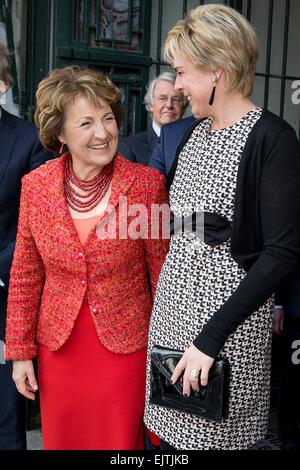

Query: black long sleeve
<box><xmin>194</xmin><ymin>128</ymin><xmax>300</xmax><ymax>358</ymax></box>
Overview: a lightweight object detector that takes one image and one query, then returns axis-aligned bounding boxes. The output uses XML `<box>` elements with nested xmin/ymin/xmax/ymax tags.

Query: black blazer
<box><xmin>118</xmin><ymin>126</ymin><xmax>159</xmax><ymax>165</ymax></box>
<box><xmin>0</xmin><ymin>107</ymin><xmax>53</xmax><ymax>339</ymax></box>
<box><xmin>167</xmin><ymin>110</ymin><xmax>300</xmax><ymax>357</ymax></box>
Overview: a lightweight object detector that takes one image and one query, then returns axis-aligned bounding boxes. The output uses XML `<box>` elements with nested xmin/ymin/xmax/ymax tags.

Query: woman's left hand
<box><xmin>171</xmin><ymin>344</ymin><xmax>215</xmax><ymax>396</ymax></box>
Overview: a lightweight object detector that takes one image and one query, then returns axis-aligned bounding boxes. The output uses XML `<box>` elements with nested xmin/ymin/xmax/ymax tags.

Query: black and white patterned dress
<box><xmin>144</xmin><ymin>108</ymin><xmax>274</xmax><ymax>450</ymax></box>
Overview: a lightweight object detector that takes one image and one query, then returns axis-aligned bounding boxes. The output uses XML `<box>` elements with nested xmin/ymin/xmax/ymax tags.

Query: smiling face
<box><xmin>173</xmin><ymin>52</ymin><xmax>213</xmax><ymax>119</ymax></box>
<box><xmin>58</xmin><ymin>96</ymin><xmax>119</xmax><ymax>177</ymax></box>
<box><xmin>148</xmin><ymin>79</ymin><xmax>184</xmax><ymax>127</ymax></box>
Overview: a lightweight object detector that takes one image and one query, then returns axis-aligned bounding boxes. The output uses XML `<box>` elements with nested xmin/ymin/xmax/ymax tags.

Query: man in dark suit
<box><xmin>118</xmin><ymin>71</ymin><xmax>185</xmax><ymax>165</ymax></box>
<box><xmin>273</xmin><ymin>266</ymin><xmax>300</xmax><ymax>450</ymax></box>
<box><xmin>149</xmin><ymin>115</ymin><xmax>196</xmax><ymax>175</ymax></box>
<box><xmin>0</xmin><ymin>42</ymin><xmax>53</xmax><ymax>449</ymax></box>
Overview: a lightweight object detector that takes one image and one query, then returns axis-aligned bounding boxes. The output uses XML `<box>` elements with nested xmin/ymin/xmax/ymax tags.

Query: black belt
<box><xmin>170</xmin><ymin>211</ymin><xmax>231</xmax><ymax>247</ymax></box>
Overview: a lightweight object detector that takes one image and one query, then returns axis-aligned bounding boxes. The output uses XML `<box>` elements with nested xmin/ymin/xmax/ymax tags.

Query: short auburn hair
<box><xmin>0</xmin><ymin>42</ymin><xmax>13</xmax><ymax>89</ymax></box>
<box><xmin>35</xmin><ymin>65</ymin><xmax>123</xmax><ymax>152</ymax></box>
<box><xmin>164</xmin><ymin>4</ymin><xmax>258</xmax><ymax>98</ymax></box>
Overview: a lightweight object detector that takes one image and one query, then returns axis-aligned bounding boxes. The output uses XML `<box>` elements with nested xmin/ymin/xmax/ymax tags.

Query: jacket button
<box><xmin>78</xmin><ymin>252</ymin><xmax>83</xmax><ymax>258</ymax></box>
<box><xmin>92</xmin><ymin>308</ymin><xmax>97</xmax><ymax>314</ymax></box>
<box><xmin>81</xmin><ymin>280</ymin><xmax>86</xmax><ymax>286</ymax></box>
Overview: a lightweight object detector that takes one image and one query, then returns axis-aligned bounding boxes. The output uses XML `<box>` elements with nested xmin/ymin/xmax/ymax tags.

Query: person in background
<box><xmin>149</xmin><ymin>115</ymin><xmax>196</xmax><ymax>176</ymax></box>
<box><xmin>0</xmin><ymin>42</ymin><xmax>53</xmax><ymax>450</ymax></box>
<box><xmin>272</xmin><ymin>266</ymin><xmax>300</xmax><ymax>450</ymax></box>
<box><xmin>5</xmin><ymin>65</ymin><xmax>169</xmax><ymax>450</ymax></box>
<box><xmin>118</xmin><ymin>71</ymin><xmax>185</xmax><ymax>165</ymax></box>
<box><xmin>144</xmin><ymin>4</ymin><xmax>300</xmax><ymax>450</ymax></box>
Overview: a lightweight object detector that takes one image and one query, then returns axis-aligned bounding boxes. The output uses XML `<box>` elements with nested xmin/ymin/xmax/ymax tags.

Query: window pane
<box><xmin>250</xmin><ymin>0</ymin><xmax>269</xmax><ymax>74</ymax></box>
<box><xmin>98</xmin><ymin>0</ymin><xmax>129</xmax><ymax>42</ymax></box>
<box><xmin>286</xmin><ymin>0</ymin><xmax>300</xmax><ymax>77</ymax></box>
<box><xmin>267</xmin><ymin>78</ymin><xmax>282</xmax><ymax>115</ymax></box>
<box><xmin>150</xmin><ymin>0</ymin><xmax>159</xmax><ymax>59</ymax></box>
<box><xmin>252</xmin><ymin>75</ymin><xmax>265</xmax><ymax>107</ymax></box>
<box><xmin>270</xmin><ymin>0</ymin><xmax>285</xmax><ymax>76</ymax></box>
<box><xmin>161</xmin><ymin>0</ymin><xmax>183</xmax><ymax>61</ymax></box>
<box><xmin>76</xmin><ymin>0</ymin><xmax>142</xmax><ymax>51</ymax></box>
<box><xmin>187</xmin><ymin>1</ymin><xmax>203</xmax><ymax>10</ymax></box>
<box><xmin>75</xmin><ymin>0</ymin><xmax>85</xmax><ymax>41</ymax></box>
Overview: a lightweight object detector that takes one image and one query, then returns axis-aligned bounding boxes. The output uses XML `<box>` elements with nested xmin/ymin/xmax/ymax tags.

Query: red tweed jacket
<box><xmin>5</xmin><ymin>154</ymin><xmax>169</xmax><ymax>360</ymax></box>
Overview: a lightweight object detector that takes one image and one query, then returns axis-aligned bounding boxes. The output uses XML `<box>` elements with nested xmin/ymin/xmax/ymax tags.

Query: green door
<box><xmin>27</xmin><ymin>0</ymin><xmax>152</xmax><ymax>136</ymax></box>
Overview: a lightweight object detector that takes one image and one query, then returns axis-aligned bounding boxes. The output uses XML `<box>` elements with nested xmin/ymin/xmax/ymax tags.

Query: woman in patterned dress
<box><xmin>144</xmin><ymin>5</ymin><xmax>300</xmax><ymax>450</ymax></box>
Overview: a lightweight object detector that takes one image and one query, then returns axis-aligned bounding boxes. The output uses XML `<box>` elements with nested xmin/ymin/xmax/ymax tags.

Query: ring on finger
<box><xmin>190</xmin><ymin>368</ymin><xmax>200</xmax><ymax>379</ymax></box>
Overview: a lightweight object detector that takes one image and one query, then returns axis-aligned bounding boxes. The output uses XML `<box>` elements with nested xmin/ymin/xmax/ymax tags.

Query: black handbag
<box><xmin>150</xmin><ymin>345</ymin><xmax>230</xmax><ymax>423</ymax></box>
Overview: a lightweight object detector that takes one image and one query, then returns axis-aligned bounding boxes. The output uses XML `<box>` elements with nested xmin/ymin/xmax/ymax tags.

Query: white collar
<box><xmin>152</xmin><ymin>120</ymin><xmax>161</xmax><ymax>137</ymax></box>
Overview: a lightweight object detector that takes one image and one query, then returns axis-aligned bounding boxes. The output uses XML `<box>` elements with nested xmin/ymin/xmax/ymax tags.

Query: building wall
<box><xmin>250</xmin><ymin>0</ymin><xmax>300</xmax><ymax>133</ymax></box>
<box><xmin>1</xmin><ymin>0</ymin><xmax>299</xmax><ymax>133</ymax></box>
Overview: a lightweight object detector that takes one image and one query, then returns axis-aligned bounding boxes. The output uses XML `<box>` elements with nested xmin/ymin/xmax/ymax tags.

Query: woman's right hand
<box><xmin>12</xmin><ymin>360</ymin><xmax>38</xmax><ymax>400</ymax></box>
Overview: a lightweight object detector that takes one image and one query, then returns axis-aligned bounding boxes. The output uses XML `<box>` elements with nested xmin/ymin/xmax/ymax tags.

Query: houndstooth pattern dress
<box><xmin>144</xmin><ymin>108</ymin><xmax>274</xmax><ymax>450</ymax></box>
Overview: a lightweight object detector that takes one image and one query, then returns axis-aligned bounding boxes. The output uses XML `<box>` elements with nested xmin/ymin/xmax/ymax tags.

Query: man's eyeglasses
<box><xmin>153</xmin><ymin>95</ymin><xmax>182</xmax><ymax>105</ymax></box>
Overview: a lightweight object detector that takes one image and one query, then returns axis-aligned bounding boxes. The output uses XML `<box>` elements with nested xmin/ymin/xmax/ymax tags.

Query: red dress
<box><xmin>38</xmin><ymin>215</ymin><xmax>147</xmax><ymax>450</ymax></box>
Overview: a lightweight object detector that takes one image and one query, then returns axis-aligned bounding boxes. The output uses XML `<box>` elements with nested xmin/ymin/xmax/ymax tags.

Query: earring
<box><xmin>59</xmin><ymin>143</ymin><xmax>68</xmax><ymax>155</ymax></box>
<box><xmin>209</xmin><ymin>73</ymin><xmax>217</xmax><ymax>106</ymax></box>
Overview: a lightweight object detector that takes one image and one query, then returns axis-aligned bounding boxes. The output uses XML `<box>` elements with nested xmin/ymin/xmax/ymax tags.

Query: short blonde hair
<box><xmin>35</xmin><ymin>65</ymin><xmax>123</xmax><ymax>152</ymax></box>
<box><xmin>164</xmin><ymin>4</ymin><xmax>258</xmax><ymax>97</ymax></box>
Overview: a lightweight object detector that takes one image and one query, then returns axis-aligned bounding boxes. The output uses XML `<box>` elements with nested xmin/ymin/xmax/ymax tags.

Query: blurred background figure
<box><xmin>0</xmin><ymin>42</ymin><xmax>53</xmax><ymax>450</ymax></box>
<box><xmin>118</xmin><ymin>71</ymin><xmax>185</xmax><ymax>165</ymax></box>
<box><xmin>273</xmin><ymin>265</ymin><xmax>300</xmax><ymax>450</ymax></box>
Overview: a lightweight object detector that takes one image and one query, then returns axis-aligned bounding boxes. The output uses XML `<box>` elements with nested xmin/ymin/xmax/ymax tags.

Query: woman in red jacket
<box><xmin>5</xmin><ymin>66</ymin><xmax>169</xmax><ymax>450</ymax></box>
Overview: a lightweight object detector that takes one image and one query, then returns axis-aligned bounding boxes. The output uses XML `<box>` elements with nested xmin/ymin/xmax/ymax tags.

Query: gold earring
<box><xmin>209</xmin><ymin>73</ymin><xmax>217</xmax><ymax>106</ymax></box>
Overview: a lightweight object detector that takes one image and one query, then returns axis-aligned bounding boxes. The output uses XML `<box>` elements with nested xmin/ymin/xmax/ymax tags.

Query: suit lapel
<box><xmin>147</xmin><ymin>126</ymin><xmax>158</xmax><ymax>155</ymax></box>
<box><xmin>166</xmin><ymin>119</ymin><xmax>202</xmax><ymax>189</ymax></box>
<box><xmin>0</xmin><ymin>109</ymin><xmax>18</xmax><ymax>187</ymax></box>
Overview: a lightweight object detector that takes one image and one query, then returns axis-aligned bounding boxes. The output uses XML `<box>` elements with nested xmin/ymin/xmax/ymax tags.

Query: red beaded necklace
<box><xmin>64</xmin><ymin>153</ymin><xmax>114</xmax><ymax>213</ymax></box>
